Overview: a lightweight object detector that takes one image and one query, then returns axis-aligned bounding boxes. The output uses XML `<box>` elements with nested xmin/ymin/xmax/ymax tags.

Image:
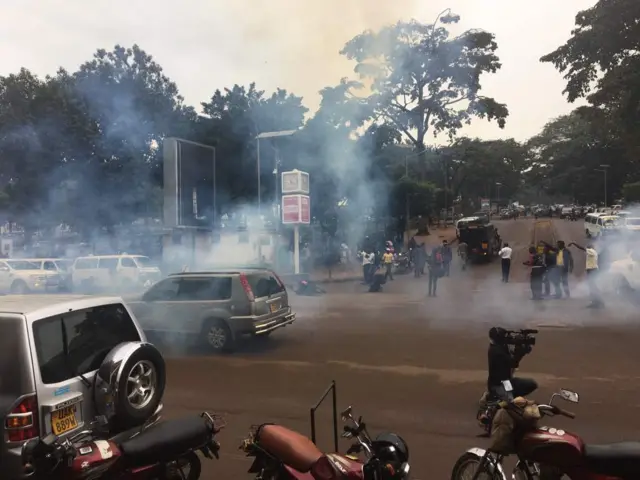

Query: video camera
<box><xmin>489</xmin><ymin>327</ymin><xmax>537</xmax><ymax>360</ymax></box>
<box><xmin>501</xmin><ymin>328</ymin><xmax>537</xmax><ymax>347</ymax></box>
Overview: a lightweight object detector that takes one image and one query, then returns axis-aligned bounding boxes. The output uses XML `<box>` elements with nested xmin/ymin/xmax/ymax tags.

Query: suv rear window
<box><xmin>33</xmin><ymin>304</ymin><xmax>141</xmax><ymax>384</ymax></box>
<box><xmin>177</xmin><ymin>277</ymin><xmax>232</xmax><ymax>300</ymax></box>
<box><xmin>248</xmin><ymin>273</ymin><xmax>284</xmax><ymax>298</ymax></box>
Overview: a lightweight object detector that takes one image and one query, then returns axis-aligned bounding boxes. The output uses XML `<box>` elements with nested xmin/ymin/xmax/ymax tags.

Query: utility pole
<box><xmin>601</xmin><ymin>164</ymin><xmax>609</xmax><ymax>208</ymax></box>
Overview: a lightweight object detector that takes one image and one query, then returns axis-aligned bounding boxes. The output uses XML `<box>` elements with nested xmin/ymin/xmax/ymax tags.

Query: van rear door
<box><xmin>29</xmin><ymin>303</ymin><xmax>141</xmax><ymax>439</ymax></box>
<box><xmin>247</xmin><ymin>272</ymin><xmax>287</xmax><ymax>316</ymax></box>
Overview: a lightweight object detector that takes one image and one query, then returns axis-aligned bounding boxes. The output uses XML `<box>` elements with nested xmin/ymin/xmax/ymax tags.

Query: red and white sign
<box><xmin>282</xmin><ymin>195</ymin><xmax>310</xmax><ymax>224</ymax></box>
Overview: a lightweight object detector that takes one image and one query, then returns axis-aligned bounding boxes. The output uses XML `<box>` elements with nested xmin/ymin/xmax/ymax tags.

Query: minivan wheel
<box><xmin>10</xmin><ymin>280</ymin><xmax>29</xmax><ymax>294</ymax></box>
<box><xmin>112</xmin><ymin>344</ymin><xmax>166</xmax><ymax>430</ymax></box>
<box><xmin>204</xmin><ymin>320</ymin><xmax>235</xmax><ymax>353</ymax></box>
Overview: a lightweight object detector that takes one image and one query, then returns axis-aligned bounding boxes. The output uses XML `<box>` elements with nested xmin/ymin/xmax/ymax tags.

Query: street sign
<box><xmin>282</xmin><ymin>194</ymin><xmax>310</xmax><ymax>224</ymax></box>
<box><xmin>281</xmin><ymin>170</ymin><xmax>310</xmax><ymax>195</ymax></box>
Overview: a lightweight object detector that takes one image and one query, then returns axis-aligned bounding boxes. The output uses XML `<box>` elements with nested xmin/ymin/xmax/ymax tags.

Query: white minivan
<box><xmin>584</xmin><ymin>213</ymin><xmax>621</xmax><ymax>238</ymax></box>
<box><xmin>71</xmin><ymin>254</ymin><xmax>162</xmax><ymax>292</ymax></box>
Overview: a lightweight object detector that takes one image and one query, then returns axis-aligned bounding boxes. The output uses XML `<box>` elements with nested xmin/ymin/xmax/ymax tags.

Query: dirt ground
<box><xmin>161</xmin><ymin>218</ymin><xmax>640</xmax><ymax>480</ymax></box>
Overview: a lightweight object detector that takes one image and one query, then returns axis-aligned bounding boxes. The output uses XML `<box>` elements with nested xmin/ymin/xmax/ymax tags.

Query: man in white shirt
<box><xmin>569</xmin><ymin>242</ymin><xmax>603</xmax><ymax>308</ymax></box>
<box><xmin>360</xmin><ymin>250</ymin><xmax>374</xmax><ymax>284</ymax></box>
<box><xmin>498</xmin><ymin>242</ymin><xmax>513</xmax><ymax>283</ymax></box>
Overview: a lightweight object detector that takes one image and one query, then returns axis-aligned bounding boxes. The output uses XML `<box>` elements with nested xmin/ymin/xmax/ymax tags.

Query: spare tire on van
<box><xmin>93</xmin><ymin>341</ymin><xmax>166</xmax><ymax>432</ymax></box>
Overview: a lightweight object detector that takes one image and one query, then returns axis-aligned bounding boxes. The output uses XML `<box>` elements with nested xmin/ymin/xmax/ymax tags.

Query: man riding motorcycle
<box><xmin>477</xmin><ymin>327</ymin><xmax>538</xmax><ymax>432</ymax></box>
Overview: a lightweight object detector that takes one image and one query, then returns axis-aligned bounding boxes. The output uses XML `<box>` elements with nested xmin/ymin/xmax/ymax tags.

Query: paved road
<box><xmin>159</xmin><ymin>218</ymin><xmax>640</xmax><ymax>479</ymax></box>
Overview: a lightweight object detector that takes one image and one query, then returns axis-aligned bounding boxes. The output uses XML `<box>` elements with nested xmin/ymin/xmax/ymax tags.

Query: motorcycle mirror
<box><xmin>340</xmin><ymin>406</ymin><xmax>353</xmax><ymax>421</ymax></box>
<box><xmin>559</xmin><ymin>389</ymin><xmax>579</xmax><ymax>403</ymax></box>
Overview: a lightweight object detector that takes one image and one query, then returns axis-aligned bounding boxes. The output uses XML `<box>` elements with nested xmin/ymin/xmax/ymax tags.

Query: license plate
<box><xmin>270</xmin><ymin>303</ymin><xmax>280</xmax><ymax>313</ymax></box>
<box><xmin>51</xmin><ymin>405</ymin><xmax>78</xmax><ymax>435</ymax></box>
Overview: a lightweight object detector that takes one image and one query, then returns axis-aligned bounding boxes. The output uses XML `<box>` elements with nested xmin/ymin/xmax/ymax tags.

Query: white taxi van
<box><xmin>584</xmin><ymin>213</ymin><xmax>622</xmax><ymax>238</ymax></box>
<box><xmin>71</xmin><ymin>254</ymin><xmax>162</xmax><ymax>292</ymax></box>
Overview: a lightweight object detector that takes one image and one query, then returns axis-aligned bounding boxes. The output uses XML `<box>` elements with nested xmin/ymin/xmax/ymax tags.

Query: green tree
<box><xmin>525</xmin><ymin>108</ymin><xmax>623</xmax><ymax>204</ymax></box>
<box><xmin>0</xmin><ymin>69</ymin><xmax>80</xmax><ymax>233</ymax></box>
<box><xmin>540</xmin><ymin>0</ymin><xmax>640</xmax><ymax>163</ymax></box>
<box><xmin>340</xmin><ymin>9</ymin><xmax>509</xmax><ymax>161</ymax></box>
<box><xmin>65</xmin><ymin>44</ymin><xmax>194</xmax><ymax>231</ymax></box>
<box><xmin>622</xmin><ymin>181</ymin><xmax>640</xmax><ymax>202</ymax></box>
<box><xmin>200</xmin><ymin>83</ymin><xmax>307</xmax><ymax>205</ymax></box>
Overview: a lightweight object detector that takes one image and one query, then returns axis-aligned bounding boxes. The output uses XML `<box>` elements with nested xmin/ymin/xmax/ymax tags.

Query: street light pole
<box><xmin>600</xmin><ymin>164</ymin><xmax>610</xmax><ymax>208</ymax></box>
<box><xmin>256</xmin><ymin>138</ymin><xmax>261</xmax><ymax>214</ymax></box>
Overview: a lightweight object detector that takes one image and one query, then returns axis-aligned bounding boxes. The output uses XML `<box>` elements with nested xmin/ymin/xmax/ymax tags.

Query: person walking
<box><xmin>382</xmin><ymin>248</ymin><xmax>394</xmax><ymax>281</ymax></box>
<box><xmin>523</xmin><ymin>246</ymin><xmax>544</xmax><ymax>300</ymax></box>
<box><xmin>569</xmin><ymin>242</ymin><xmax>603</xmax><ymax>308</ymax></box>
<box><xmin>414</xmin><ymin>243</ymin><xmax>426</xmax><ymax>278</ymax></box>
<box><xmin>428</xmin><ymin>245</ymin><xmax>444</xmax><ymax>297</ymax></box>
<box><xmin>541</xmin><ymin>240</ymin><xmax>574</xmax><ymax>298</ymax></box>
<box><xmin>361</xmin><ymin>249</ymin><xmax>374</xmax><ymax>284</ymax></box>
<box><xmin>541</xmin><ymin>245</ymin><xmax>557</xmax><ymax>296</ymax></box>
<box><xmin>498</xmin><ymin>242</ymin><xmax>512</xmax><ymax>282</ymax></box>
<box><xmin>458</xmin><ymin>241</ymin><xmax>468</xmax><ymax>271</ymax></box>
<box><xmin>442</xmin><ymin>240</ymin><xmax>453</xmax><ymax>277</ymax></box>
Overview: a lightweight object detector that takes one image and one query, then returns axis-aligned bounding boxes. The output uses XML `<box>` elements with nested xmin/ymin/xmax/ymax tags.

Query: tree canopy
<box><xmin>3</xmin><ymin>1</ymin><xmax>639</xmax><ymax>243</ymax></box>
<box><xmin>537</xmin><ymin>0</ymin><xmax>640</xmax><ymax>204</ymax></box>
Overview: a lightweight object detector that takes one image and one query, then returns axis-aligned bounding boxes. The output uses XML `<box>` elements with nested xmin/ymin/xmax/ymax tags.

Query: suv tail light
<box><xmin>5</xmin><ymin>394</ymin><xmax>39</xmax><ymax>443</ymax></box>
<box><xmin>239</xmin><ymin>273</ymin><xmax>255</xmax><ymax>301</ymax></box>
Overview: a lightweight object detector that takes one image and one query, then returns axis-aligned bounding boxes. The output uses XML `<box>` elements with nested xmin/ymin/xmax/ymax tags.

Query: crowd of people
<box><xmin>359</xmin><ymin>238</ymin><xmax>454</xmax><ymax>295</ymax></box>
<box><xmin>521</xmin><ymin>239</ymin><xmax>605</xmax><ymax>308</ymax></box>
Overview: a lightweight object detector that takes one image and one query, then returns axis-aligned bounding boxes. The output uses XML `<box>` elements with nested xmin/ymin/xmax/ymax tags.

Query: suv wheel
<box><xmin>10</xmin><ymin>280</ymin><xmax>28</xmax><ymax>294</ymax></box>
<box><xmin>204</xmin><ymin>320</ymin><xmax>235</xmax><ymax>353</ymax></box>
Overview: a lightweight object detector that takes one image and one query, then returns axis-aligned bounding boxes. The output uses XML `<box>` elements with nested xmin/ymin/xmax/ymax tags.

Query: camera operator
<box><xmin>487</xmin><ymin>327</ymin><xmax>538</xmax><ymax>399</ymax></box>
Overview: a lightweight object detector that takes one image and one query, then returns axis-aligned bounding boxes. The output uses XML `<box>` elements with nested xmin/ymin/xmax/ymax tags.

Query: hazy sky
<box><xmin>1</xmin><ymin>0</ymin><xmax>595</xmax><ymax>142</ymax></box>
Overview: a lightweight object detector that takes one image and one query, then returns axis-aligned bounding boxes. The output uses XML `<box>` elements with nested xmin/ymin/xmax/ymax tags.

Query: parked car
<box><xmin>127</xmin><ymin>268</ymin><xmax>296</xmax><ymax>353</ymax></box>
<box><xmin>0</xmin><ymin>295</ymin><xmax>165</xmax><ymax>480</ymax></box>
<box><xmin>71</xmin><ymin>254</ymin><xmax>162</xmax><ymax>292</ymax></box>
<box><xmin>0</xmin><ymin>259</ymin><xmax>62</xmax><ymax>294</ymax></box>
<box><xmin>22</xmin><ymin>257</ymin><xmax>74</xmax><ymax>291</ymax></box>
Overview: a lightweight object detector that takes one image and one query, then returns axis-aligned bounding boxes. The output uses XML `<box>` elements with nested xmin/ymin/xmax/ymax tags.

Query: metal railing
<box><xmin>309</xmin><ymin>380</ymin><xmax>339</xmax><ymax>453</ymax></box>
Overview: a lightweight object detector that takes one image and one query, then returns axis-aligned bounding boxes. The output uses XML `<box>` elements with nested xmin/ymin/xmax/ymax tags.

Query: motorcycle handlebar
<box><xmin>539</xmin><ymin>404</ymin><xmax>576</xmax><ymax>419</ymax></box>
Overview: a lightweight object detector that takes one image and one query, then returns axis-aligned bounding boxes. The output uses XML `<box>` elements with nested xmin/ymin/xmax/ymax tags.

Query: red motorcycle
<box><xmin>452</xmin><ymin>388</ymin><xmax>640</xmax><ymax>480</ymax></box>
<box><xmin>22</xmin><ymin>412</ymin><xmax>223</xmax><ymax>480</ymax></box>
<box><xmin>240</xmin><ymin>405</ymin><xmax>410</xmax><ymax>480</ymax></box>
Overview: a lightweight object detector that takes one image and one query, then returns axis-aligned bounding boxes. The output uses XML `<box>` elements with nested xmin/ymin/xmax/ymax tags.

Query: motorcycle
<box><xmin>453</xmin><ymin>386</ymin><xmax>640</xmax><ymax>480</ymax></box>
<box><xmin>394</xmin><ymin>253</ymin><xmax>412</xmax><ymax>275</ymax></box>
<box><xmin>240</xmin><ymin>405</ymin><xmax>410</xmax><ymax>480</ymax></box>
<box><xmin>22</xmin><ymin>412</ymin><xmax>223</xmax><ymax>480</ymax></box>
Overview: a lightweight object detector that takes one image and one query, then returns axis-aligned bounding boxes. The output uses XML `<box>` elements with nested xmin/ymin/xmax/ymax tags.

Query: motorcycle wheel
<box><xmin>451</xmin><ymin>452</ymin><xmax>503</xmax><ymax>480</ymax></box>
<box><xmin>165</xmin><ymin>451</ymin><xmax>202</xmax><ymax>480</ymax></box>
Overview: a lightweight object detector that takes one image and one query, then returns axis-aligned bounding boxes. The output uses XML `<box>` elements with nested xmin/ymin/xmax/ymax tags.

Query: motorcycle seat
<box><xmin>119</xmin><ymin>415</ymin><xmax>211</xmax><ymax>467</ymax></box>
<box><xmin>256</xmin><ymin>424</ymin><xmax>324</xmax><ymax>472</ymax></box>
<box><xmin>584</xmin><ymin>442</ymin><xmax>640</xmax><ymax>478</ymax></box>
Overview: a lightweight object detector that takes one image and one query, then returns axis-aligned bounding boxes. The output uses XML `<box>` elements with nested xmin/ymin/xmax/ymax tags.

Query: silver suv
<box><xmin>128</xmin><ymin>268</ymin><xmax>296</xmax><ymax>352</ymax></box>
<box><xmin>0</xmin><ymin>295</ymin><xmax>164</xmax><ymax>479</ymax></box>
